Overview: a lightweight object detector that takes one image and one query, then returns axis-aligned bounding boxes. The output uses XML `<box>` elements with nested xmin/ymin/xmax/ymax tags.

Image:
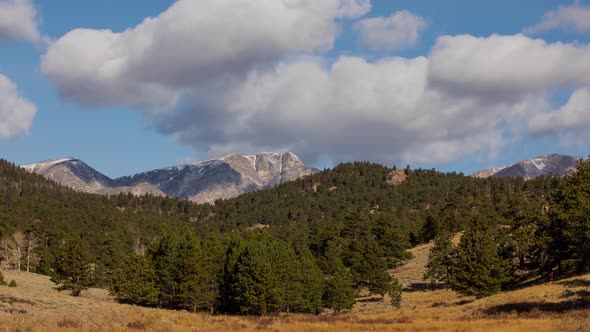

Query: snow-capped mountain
<box><xmin>114</xmin><ymin>152</ymin><xmax>316</xmax><ymax>203</ymax></box>
<box><xmin>472</xmin><ymin>154</ymin><xmax>582</xmax><ymax>180</ymax></box>
<box><xmin>22</xmin><ymin>152</ymin><xmax>316</xmax><ymax>203</ymax></box>
<box><xmin>22</xmin><ymin>158</ymin><xmax>165</xmax><ymax>196</ymax></box>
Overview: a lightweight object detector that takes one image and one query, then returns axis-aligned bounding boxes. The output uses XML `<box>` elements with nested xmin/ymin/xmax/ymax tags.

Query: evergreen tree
<box><xmin>176</xmin><ymin>231</ymin><xmax>211</xmax><ymax>312</ymax></box>
<box><xmin>272</xmin><ymin>241</ymin><xmax>305</xmax><ymax>313</ymax></box>
<box><xmin>323</xmin><ymin>260</ymin><xmax>356</xmax><ymax>313</ymax></box>
<box><xmin>542</xmin><ymin>159</ymin><xmax>590</xmax><ymax>274</ymax></box>
<box><xmin>447</xmin><ymin>217</ymin><xmax>511</xmax><ymax>298</ymax></box>
<box><xmin>389</xmin><ymin>277</ymin><xmax>402</xmax><ymax>309</ymax></box>
<box><xmin>345</xmin><ymin>239</ymin><xmax>392</xmax><ymax>298</ymax></box>
<box><xmin>110</xmin><ymin>254</ymin><xmax>158</xmax><ymax>306</ymax></box>
<box><xmin>296</xmin><ymin>248</ymin><xmax>325</xmax><ymax>313</ymax></box>
<box><xmin>423</xmin><ymin>232</ymin><xmax>454</xmax><ymax>284</ymax></box>
<box><xmin>51</xmin><ymin>238</ymin><xmax>94</xmax><ymax>296</ymax></box>
<box><xmin>419</xmin><ymin>215</ymin><xmax>440</xmax><ymax>243</ymax></box>
<box><xmin>221</xmin><ymin>234</ymin><xmax>245</xmax><ymax>313</ymax></box>
<box><xmin>200</xmin><ymin>234</ymin><xmax>226</xmax><ymax>313</ymax></box>
<box><xmin>230</xmin><ymin>241</ymin><xmax>280</xmax><ymax>315</ymax></box>
<box><xmin>151</xmin><ymin>232</ymin><xmax>181</xmax><ymax>308</ymax></box>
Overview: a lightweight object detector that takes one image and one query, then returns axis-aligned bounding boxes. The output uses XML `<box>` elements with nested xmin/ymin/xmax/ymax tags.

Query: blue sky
<box><xmin>0</xmin><ymin>0</ymin><xmax>589</xmax><ymax>178</ymax></box>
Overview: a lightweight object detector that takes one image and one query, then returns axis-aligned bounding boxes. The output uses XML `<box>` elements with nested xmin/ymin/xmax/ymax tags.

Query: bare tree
<box><xmin>8</xmin><ymin>231</ymin><xmax>26</xmax><ymax>271</ymax></box>
<box><xmin>26</xmin><ymin>232</ymin><xmax>39</xmax><ymax>272</ymax></box>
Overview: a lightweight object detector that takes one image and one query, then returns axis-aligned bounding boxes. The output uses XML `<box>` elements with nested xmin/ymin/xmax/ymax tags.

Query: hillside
<box><xmin>0</xmin><ymin>158</ymin><xmax>562</xmax><ymax>311</ymax></box>
<box><xmin>1</xmin><ymin>242</ymin><xmax>589</xmax><ymax>332</ymax></box>
<box><xmin>0</xmin><ymin>159</ymin><xmax>195</xmax><ymax>277</ymax></box>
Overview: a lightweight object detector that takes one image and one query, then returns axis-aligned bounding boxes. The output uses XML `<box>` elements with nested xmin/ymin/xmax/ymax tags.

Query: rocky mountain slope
<box><xmin>22</xmin><ymin>158</ymin><xmax>165</xmax><ymax>196</ymax></box>
<box><xmin>22</xmin><ymin>152</ymin><xmax>316</xmax><ymax>203</ymax></box>
<box><xmin>114</xmin><ymin>152</ymin><xmax>316</xmax><ymax>203</ymax></box>
<box><xmin>472</xmin><ymin>154</ymin><xmax>582</xmax><ymax>179</ymax></box>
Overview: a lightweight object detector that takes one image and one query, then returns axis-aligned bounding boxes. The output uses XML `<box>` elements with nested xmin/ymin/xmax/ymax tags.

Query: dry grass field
<box><xmin>1</xmin><ymin>240</ymin><xmax>589</xmax><ymax>331</ymax></box>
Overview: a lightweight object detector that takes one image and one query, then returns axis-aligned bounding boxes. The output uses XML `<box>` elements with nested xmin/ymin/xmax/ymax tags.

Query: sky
<box><xmin>1</xmin><ymin>0</ymin><xmax>590</xmax><ymax>178</ymax></box>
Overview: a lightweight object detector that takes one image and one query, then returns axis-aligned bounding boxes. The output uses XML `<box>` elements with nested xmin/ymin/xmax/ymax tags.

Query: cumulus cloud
<box><xmin>42</xmin><ymin>0</ymin><xmax>369</xmax><ymax>109</ymax></box>
<box><xmin>0</xmin><ymin>0</ymin><xmax>39</xmax><ymax>43</ymax></box>
<box><xmin>0</xmin><ymin>74</ymin><xmax>36</xmax><ymax>138</ymax></box>
<box><xmin>429</xmin><ymin>34</ymin><xmax>590</xmax><ymax>101</ymax></box>
<box><xmin>40</xmin><ymin>0</ymin><xmax>590</xmax><ymax>165</ymax></box>
<box><xmin>336</xmin><ymin>0</ymin><xmax>372</xmax><ymax>18</ymax></box>
<box><xmin>354</xmin><ymin>10</ymin><xmax>428</xmax><ymax>51</ymax></box>
<box><xmin>529</xmin><ymin>87</ymin><xmax>590</xmax><ymax>136</ymax></box>
<box><xmin>524</xmin><ymin>2</ymin><xmax>590</xmax><ymax>35</ymax></box>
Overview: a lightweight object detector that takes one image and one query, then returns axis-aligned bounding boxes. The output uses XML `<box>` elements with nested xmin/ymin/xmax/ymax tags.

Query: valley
<box><xmin>1</xmin><ymin>240</ymin><xmax>589</xmax><ymax>331</ymax></box>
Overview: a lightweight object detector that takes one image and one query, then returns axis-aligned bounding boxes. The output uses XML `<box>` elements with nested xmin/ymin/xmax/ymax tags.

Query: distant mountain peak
<box><xmin>115</xmin><ymin>151</ymin><xmax>315</xmax><ymax>203</ymax></box>
<box><xmin>21</xmin><ymin>157</ymin><xmax>165</xmax><ymax>197</ymax></box>
<box><xmin>22</xmin><ymin>157</ymin><xmax>75</xmax><ymax>171</ymax></box>
<box><xmin>22</xmin><ymin>151</ymin><xmax>315</xmax><ymax>204</ymax></box>
<box><xmin>472</xmin><ymin>154</ymin><xmax>582</xmax><ymax>180</ymax></box>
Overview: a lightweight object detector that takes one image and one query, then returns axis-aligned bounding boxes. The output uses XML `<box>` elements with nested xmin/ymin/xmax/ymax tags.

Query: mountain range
<box><xmin>22</xmin><ymin>152</ymin><xmax>584</xmax><ymax>203</ymax></box>
<box><xmin>22</xmin><ymin>152</ymin><xmax>316</xmax><ymax>203</ymax></box>
<box><xmin>472</xmin><ymin>154</ymin><xmax>582</xmax><ymax>179</ymax></box>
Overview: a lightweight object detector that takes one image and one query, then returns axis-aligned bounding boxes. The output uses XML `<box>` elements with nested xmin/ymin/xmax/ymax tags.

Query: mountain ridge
<box><xmin>22</xmin><ymin>152</ymin><xmax>316</xmax><ymax>203</ymax></box>
<box><xmin>472</xmin><ymin>153</ymin><xmax>583</xmax><ymax>179</ymax></box>
<box><xmin>22</xmin><ymin>157</ymin><xmax>166</xmax><ymax>197</ymax></box>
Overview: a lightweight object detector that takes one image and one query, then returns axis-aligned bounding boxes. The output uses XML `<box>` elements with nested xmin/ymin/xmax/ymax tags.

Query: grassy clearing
<box><xmin>1</xmin><ymin>239</ymin><xmax>589</xmax><ymax>331</ymax></box>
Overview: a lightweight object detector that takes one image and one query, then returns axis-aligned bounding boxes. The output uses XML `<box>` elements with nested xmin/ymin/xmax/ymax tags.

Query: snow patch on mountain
<box><xmin>472</xmin><ymin>154</ymin><xmax>582</xmax><ymax>180</ymax></box>
<box><xmin>114</xmin><ymin>152</ymin><xmax>315</xmax><ymax>203</ymax></box>
<box><xmin>22</xmin><ymin>157</ymin><xmax>74</xmax><ymax>172</ymax></box>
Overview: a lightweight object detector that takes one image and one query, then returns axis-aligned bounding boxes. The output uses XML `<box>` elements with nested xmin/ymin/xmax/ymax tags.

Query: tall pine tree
<box><xmin>51</xmin><ymin>238</ymin><xmax>94</xmax><ymax>296</ymax></box>
<box><xmin>448</xmin><ymin>217</ymin><xmax>511</xmax><ymax>298</ymax></box>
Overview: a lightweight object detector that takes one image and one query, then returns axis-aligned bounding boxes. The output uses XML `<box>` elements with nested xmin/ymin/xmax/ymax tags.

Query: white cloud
<box><xmin>524</xmin><ymin>2</ymin><xmax>590</xmax><ymax>35</ymax></box>
<box><xmin>529</xmin><ymin>87</ymin><xmax>590</xmax><ymax>136</ymax></box>
<box><xmin>429</xmin><ymin>34</ymin><xmax>590</xmax><ymax>100</ymax></box>
<box><xmin>42</xmin><ymin>0</ymin><xmax>368</xmax><ymax>109</ymax></box>
<box><xmin>354</xmin><ymin>10</ymin><xmax>428</xmax><ymax>51</ymax></box>
<box><xmin>336</xmin><ymin>0</ymin><xmax>371</xmax><ymax>18</ymax></box>
<box><xmin>0</xmin><ymin>74</ymin><xmax>36</xmax><ymax>138</ymax></box>
<box><xmin>40</xmin><ymin>0</ymin><xmax>590</xmax><ymax>165</ymax></box>
<box><xmin>0</xmin><ymin>0</ymin><xmax>39</xmax><ymax>43</ymax></box>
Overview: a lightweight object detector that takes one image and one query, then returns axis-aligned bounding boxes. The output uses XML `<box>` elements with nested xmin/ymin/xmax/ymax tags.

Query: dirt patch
<box><xmin>386</xmin><ymin>169</ymin><xmax>408</xmax><ymax>185</ymax></box>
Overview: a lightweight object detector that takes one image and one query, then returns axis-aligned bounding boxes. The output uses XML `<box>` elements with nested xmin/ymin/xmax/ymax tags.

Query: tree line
<box><xmin>2</xmin><ymin>157</ymin><xmax>586</xmax><ymax>315</ymax></box>
<box><xmin>424</xmin><ymin>159</ymin><xmax>590</xmax><ymax>298</ymax></box>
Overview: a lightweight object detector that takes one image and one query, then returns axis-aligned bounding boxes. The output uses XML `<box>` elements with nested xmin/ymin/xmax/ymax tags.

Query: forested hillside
<box><xmin>0</xmin><ymin>159</ymin><xmax>191</xmax><ymax>277</ymax></box>
<box><xmin>0</xmin><ymin>158</ymin><xmax>577</xmax><ymax>315</ymax></box>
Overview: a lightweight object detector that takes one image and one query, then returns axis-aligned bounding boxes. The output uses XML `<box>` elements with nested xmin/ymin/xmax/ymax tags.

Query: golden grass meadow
<box><xmin>1</xmin><ymin>240</ymin><xmax>590</xmax><ymax>331</ymax></box>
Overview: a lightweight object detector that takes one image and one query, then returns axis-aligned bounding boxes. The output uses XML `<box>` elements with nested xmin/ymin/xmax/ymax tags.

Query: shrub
<box><xmin>389</xmin><ymin>278</ymin><xmax>403</xmax><ymax>309</ymax></box>
<box><xmin>8</xmin><ymin>280</ymin><xmax>17</xmax><ymax>288</ymax></box>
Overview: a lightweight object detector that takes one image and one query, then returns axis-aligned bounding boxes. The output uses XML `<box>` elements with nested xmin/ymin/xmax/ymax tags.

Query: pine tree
<box><xmin>419</xmin><ymin>215</ymin><xmax>440</xmax><ymax>243</ymax></box>
<box><xmin>221</xmin><ymin>234</ymin><xmax>245</xmax><ymax>313</ymax></box>
<box><xmin>200</xmin><ymin>234</ymin><xmax>225</xmax><ymax>313</ymax></box>
<box><xmin>345</xmin><ymin>238</ymin><xmax>392</xmax><ymax>298</ymax></box>
<box><xmin>296</xmin><ymin>248</ymin><xmax>325</xmax><ymax>314</ymax></box>
<box><xmin>151</xmin><ymin>232</ymin><xmax>181</xmax><ymax>308</ymax></box>
<box><xmin>423</xmin><ymin>232</ymin><xmax>454</xmax><ymax>284</ymax></box>
<box><xmin>110</xmin><ymin>254</ymin><xmax>158</xmax><ymax>306</ymax></box>
<box><xmin>51</xmin><ymin>238</ymin><xmax>94</xmax><ymax>296</ymax></box>
<box><xmin>323</xmin><ymin>260</ymin><xmax>356</xmax><ymax>313</ymax></box>
<box><xmin>272</xmin><ymin>241</ymin><xmax>304</xmax><ymax>313</ymax></box>
<box><xmin>447</xmin><ymin>217</ymin><xmax>511</xmax><ymax>298</ymax></box>
<box><xmin>543</xmin><ymin>159</ymin><xmax>590</xmax><ymax>274</ymax></box>
<box><xmin>389</xmin><ymin>277</ymin><xmax>402</xmax><ymax>309</ymax></box>
<box><xmin>230</xmin><ymin>241</ymin><xmax>280</xmax><ymax>315</ymax></box>
<box><xmin>176</xmin><ymin>232</ymin><xmax>211</xmax><ymax>312</ymax></box>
